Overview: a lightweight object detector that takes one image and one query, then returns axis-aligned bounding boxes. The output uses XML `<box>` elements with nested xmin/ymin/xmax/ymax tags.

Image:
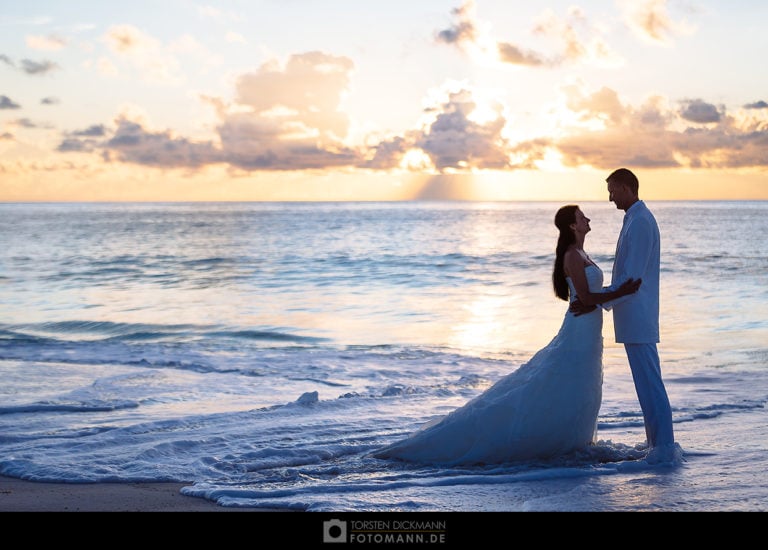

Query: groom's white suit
<box><xmin>610</xmin><ymin>200</ymin><xmax>659</xmax><ymax>342</ymax></box>
<box><xmin>604</xmin><ymin>199</ymin><xmax>675</xmax><ymax>449</ymax></box>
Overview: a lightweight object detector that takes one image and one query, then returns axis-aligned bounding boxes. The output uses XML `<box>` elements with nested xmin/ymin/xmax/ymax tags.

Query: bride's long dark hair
<box><xmin>552</xmin><ymin>205</ymin><xmax>579</xmax><ymax>301</ymax></box>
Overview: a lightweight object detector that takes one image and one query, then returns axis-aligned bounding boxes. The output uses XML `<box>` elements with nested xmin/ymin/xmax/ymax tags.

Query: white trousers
<box><xmin>625</xmin><ymin>343</ymin><xmax>675</xmax><ymax>448</ymax></box>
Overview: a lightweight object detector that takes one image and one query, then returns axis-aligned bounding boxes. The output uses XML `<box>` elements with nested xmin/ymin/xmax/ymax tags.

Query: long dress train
<box><xmin>373</xmin><ymin>264</ymin><xmax>604</xmax><ymax>465</ymax></box>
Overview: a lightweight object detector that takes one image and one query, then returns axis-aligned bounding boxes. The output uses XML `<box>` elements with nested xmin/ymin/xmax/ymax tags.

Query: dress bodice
<box><xmin>567</xmin><ymin>264</ymin><xmax>604</xmax><ymax>304</ymax></box>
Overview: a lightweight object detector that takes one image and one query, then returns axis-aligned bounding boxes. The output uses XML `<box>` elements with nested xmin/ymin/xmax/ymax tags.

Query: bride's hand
<box><xmin>618</xmin><ymin>277</ymin><xmax>642</xmax><ymax>296</ymax></box>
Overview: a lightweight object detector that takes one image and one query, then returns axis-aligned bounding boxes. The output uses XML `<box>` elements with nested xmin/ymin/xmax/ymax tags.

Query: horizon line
<box><xmin>2</xmin><ymin>198</ymin><xmax>767</xmax><ymax>205</ymax></box>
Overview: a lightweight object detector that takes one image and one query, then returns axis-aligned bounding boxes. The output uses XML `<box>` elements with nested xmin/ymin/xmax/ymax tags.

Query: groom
<box><xmin>574</xmin><ymin>168</ymin><xmax>675</xmax><ymax>453</ymax></box>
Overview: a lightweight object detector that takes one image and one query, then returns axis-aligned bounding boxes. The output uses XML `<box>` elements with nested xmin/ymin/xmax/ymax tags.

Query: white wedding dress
<box><xmin>373</xmin><ymin>264</ymin><xmax>604</xmax><ymax>465</ymax></box>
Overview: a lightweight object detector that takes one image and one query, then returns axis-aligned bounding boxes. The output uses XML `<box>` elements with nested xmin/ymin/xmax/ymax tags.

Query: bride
<box><xmin>372</xmin><ymin>205</ymin><xmax>641</xmax><ymax>465</ymax></box>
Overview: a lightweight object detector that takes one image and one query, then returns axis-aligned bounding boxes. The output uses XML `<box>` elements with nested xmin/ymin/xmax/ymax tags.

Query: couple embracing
<box><xmin>373</xmin><ymin>168</ymin><xmax>680</xmax><ymax>466</ymax></box>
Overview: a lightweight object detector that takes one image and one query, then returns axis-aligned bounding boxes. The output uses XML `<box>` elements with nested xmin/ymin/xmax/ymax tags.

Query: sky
<box><xmin>1</xmin><ymin>0</ymin><xmax>767</xmax><ymax>202</ymax></box>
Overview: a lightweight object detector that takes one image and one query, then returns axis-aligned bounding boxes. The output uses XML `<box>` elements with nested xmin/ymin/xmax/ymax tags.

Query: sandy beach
<box><xmin>0</xmin><ymin>475</ymin><xmax>260</xmax><ymax>512</ymax></box>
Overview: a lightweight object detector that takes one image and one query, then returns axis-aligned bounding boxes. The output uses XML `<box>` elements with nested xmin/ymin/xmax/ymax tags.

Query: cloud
<box><xmin>533</xmin><ymin>8</ymin><xmax>589</xmax><ymax>62</ymax></box>
<box><xmin>41</xmin><ymin>96</ymin><xmax>60</xmax><ymax>105</ymax></box>
<box><xmin>0</xmin><ymin>54</ymin><xmax>59</xmax><ymax>75</ymax></box>
<box><xmin>73</xmin><ymin>124</ymin><xmax>107</xmax><ymax>137</ymax></box>
<box><xmin>218</xmin><ymin>51</ymin><xmax>361</xmax><ymax>169</ymax></box>
<box><xmin>365</xmin><ymin>135</ymin><xmax>413</xmax><ymax>170</ymax></box>
<box><xmin>415</xmin><ymin>90</ymin><xmax>512</xmax><ymax>170</ymax></box>
<box><xmin>11</xmin><ymin>118</ymin><xmax>53</xmax><ymax>129</ymax></box>
<box><xmin>57</xmin><ymin>122</ymin><xmax>119</xmax><ymax>153</ymax></box>
<box><xmin>1</xmin><ymin>54</ymin><xmax>59</xmax><ymax>75</ymax></box>
<box><xmin>367</xmin><ymin>86</ymin><xmax>515</xmax><ymax>172</ymax></box>
<box><xmin>94</xmin><ymin>56</ymin><xmax>120</xmax><ymax>77</ymax></box>
<box><xmin>235</xmin><ymin>52</ymin><xmax>353</xmax><ymax>137</ymax></box>
<box><xmin>58</xmin><ymin>73</ymin><xmax>768</xmax><ymax>175</ymax></box>
<box><xmin>744</xmin><ymin>100</ymin><xmax>768</xmax><ymax>110</ymax></box>
<box><xmin>98</xmin><ymin>26</ymin><xmax>220</xmax><ymax>82</ymax></box>
<box><xmin>680</xmin><ymin>99</ymin><xmax>722</xmax><ymax>124</ymax></box>
<box><xmin>620</xmin><ymin>0</ymin><xmax>696</xmax><ymax>45</ymax></box>
<box><xmin>54</xmin><ymin>40</ymin><xmax>768</xmax><ymax>175</ymax></box>
<box><xmin>565</xmin><ymin>85</ymin><xmax>628</xmax><ymax>126</ymax></box>
<box><xmin>0</xmin><ymin>95</ymin><xmax>21</xmax><ymax>109</ymax></box>
<box><xmin>217</xmin><ymin>113</ymin><xmax>360</xmax><ymax>170</ymax></box>
<box><xmin>104</xmin><ymin>25</ymin><xmax>146</xmax><ymax>53</ymax></box>
<box><xmin>102</xmin><ymin>25</ymin><xmax>183</xmax><ymax>83</ymax></box>
<box><xmin>549</xmin><ymin>85</ymin><xmax>768</xmax><ymax>169</ymax></box>
<box><xmin>0</xmin><ymin>132</ymin><xmax>14</xmax><ymax>141</ymax></box>
<box><xmin>58</xmin><ymin>51</ymin><xmax>362</xmax><ymax>170</ymax></box>
<box><xmin>26</xmin><ymin>34</ymin><xmax>68</xmax><ymax>51</ymax></box>
<box><xmin>57</xmin><ymin>138</ymin><xmax>94</xmax><ymax>153</ymax></box>
<box><xmin>496</xmin><ymin>42</ymin><xmax>548</xmax><ymax>67</ymax></box>
<box><xmin>435</xmin><ymin>0</ymin><xmax>479</xmax><ymax>48</ymax></box>
<box><xmin>103</xmin><ymin>118</ymin><xmax>221</xmax><ymax>167</ymax></box>
<box><xmin>59</xmin><ymin>117</ymin><xmax>221</xmax><ymax>164</ymax></box>
<box><xmin>675</xmin><ymin>127</ymin><xmax>768</xmax><ymax>169</ymax></box>
<box><xmin>20</xmin><ymin>58</ymin><xmax>59</xmax><ymax>75</ymax></box>
<box><xmin>531</xmin><ymin>7</ymin><xmax>623</xmax><ymax>66</ymax></box>
<box><xmin>436</xmin><ymin>2</ymin><xmax>621</xmax><ymax>68</ymax></box>
<box><xmin>553</xmin><ymin>103</ymin><xmax>685</xmax><ymax>169</ymax></box>
<box><xmin>58</xmin><ymin>125</ymin><xmax>110</xmax><ymax>152</ymax></box>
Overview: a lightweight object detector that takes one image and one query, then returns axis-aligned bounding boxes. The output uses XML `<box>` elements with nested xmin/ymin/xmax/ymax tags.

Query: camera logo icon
<box><xmin>323</xmin><ymin>519</ymin><xmax>347</xmax><ymax>543</ymax></box>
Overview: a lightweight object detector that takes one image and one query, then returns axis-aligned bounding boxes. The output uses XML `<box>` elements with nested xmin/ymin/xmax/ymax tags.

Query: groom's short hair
<box><xmin>606</xmin><ymin>168</ymin><xmax>639</xmax><ymax>194</ymax></box>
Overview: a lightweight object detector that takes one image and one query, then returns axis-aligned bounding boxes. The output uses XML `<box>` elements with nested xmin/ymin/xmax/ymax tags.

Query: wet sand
<box><xmin>0</xmin><ymin>475</ymin><xmax>275</xmax><ymax>512</ymax></box>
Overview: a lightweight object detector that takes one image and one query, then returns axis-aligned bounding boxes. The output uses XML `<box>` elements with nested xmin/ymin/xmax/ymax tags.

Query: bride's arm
<box><xmin>564</xmin><ymin>250</ymin><xmax>641</xmax><ymax>307</ymax></box>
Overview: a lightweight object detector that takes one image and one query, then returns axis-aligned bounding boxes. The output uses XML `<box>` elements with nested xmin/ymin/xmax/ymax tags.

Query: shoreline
<box><xmin>0</xmin><ymin>475</ymin><xmax>278</xmax><ymax>512</ymax></box>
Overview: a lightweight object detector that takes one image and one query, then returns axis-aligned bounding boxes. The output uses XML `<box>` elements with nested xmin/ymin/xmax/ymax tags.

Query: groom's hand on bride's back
<box><xmin>619</xmin><ymin>277</ymin><xmax>642</xmax><ymax>295</ymax></box>
<box><xmin>570</xmin><ymin>298</ymin><xmax>597</xmax><ymax>317</ymax></box>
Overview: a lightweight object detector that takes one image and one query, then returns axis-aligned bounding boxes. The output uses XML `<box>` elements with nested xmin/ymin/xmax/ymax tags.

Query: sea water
<box><xmin>0</xmin><ymin>201</ymin><xmax>766</xmax><ymax>511</ymax></box>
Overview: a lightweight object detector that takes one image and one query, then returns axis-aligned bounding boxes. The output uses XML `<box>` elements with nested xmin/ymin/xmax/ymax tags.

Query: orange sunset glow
<box><xmin>1</xmin><ymin>1</ymin><xmax>767</xmax><ymax>202</ymax></box>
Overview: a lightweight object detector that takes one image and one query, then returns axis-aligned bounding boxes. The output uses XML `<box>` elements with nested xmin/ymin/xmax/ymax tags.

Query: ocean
<box><xmin>0</xmin><ymin>200</ymin><xmax>766</xmax><ymax>512</ymax></box>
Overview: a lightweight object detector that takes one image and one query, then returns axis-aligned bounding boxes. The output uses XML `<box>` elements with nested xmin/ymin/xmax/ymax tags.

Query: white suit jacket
<box><xmin>602</xmin><ymin>200</ymin><xmax>660</xmax><ymax>344</ymax></box>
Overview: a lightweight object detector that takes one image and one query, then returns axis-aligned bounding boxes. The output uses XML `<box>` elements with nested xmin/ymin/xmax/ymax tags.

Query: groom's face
<box><xmin>607</xmin><ymin>181</ymin><xmax>630</xmax><ymax>210</ymax></box>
